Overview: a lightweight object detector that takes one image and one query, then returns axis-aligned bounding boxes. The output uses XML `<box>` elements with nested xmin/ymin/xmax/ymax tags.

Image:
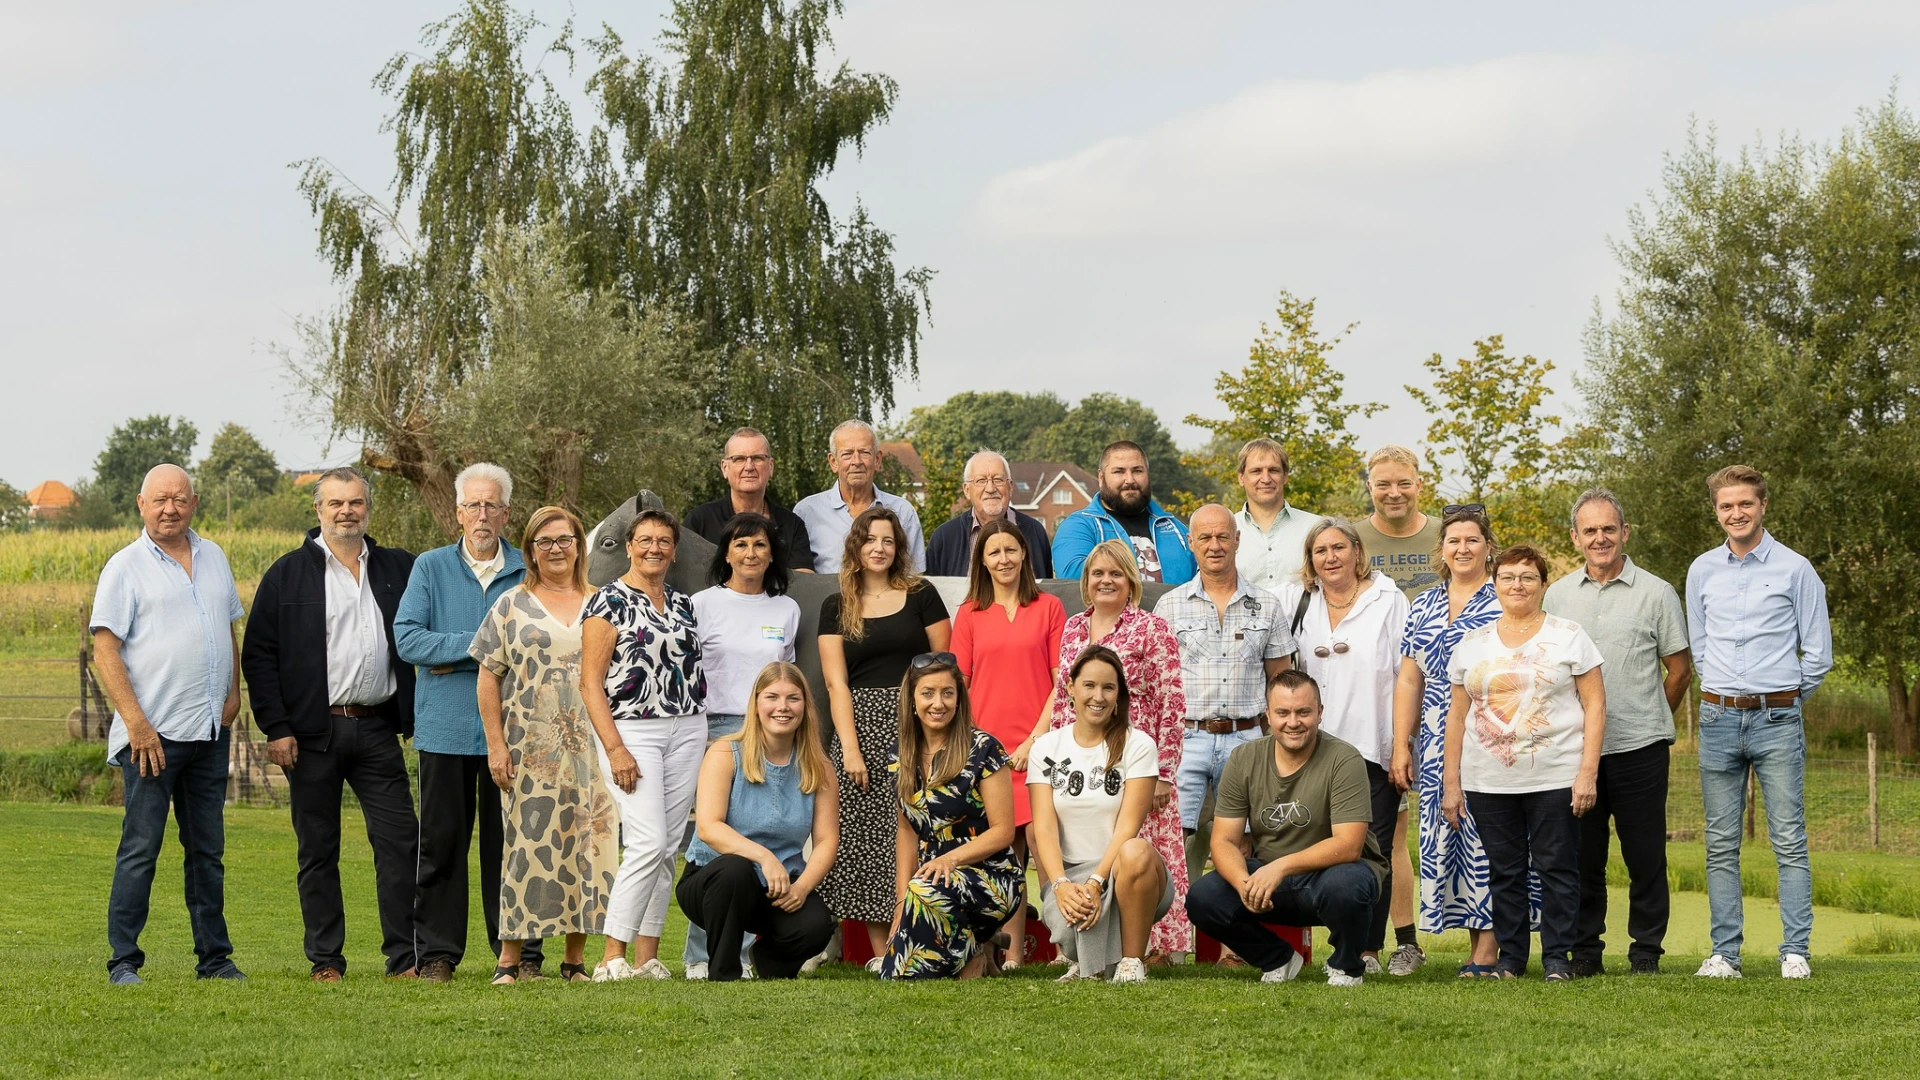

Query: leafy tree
<box><xmin>196</xmin><ymin>424</ymin><xmax>281</xmax><ymax>505</ymax></box>
<box><xmin>91</xmin><ymin>415</ymin><xmax>199</xmax><ymax>519</ymax></box>
<box><xmin>1583</xmin><ymin>98</ymin><xmax>1920</xmax><ymax>752</ymax></box>
<box><xmin>0</xmin><ymin>481</ymin><xmax>28</xmax><ymax>532</ymax></box>
<box><xmin>1185</xmin><ymin>292</ymin><xmax>1383</xmax><ymax>515</ymax></box>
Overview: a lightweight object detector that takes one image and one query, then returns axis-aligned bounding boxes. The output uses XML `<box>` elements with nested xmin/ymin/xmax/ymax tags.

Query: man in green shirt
<box><xmin>1185</xmin><ymin>670</ymin><xmax>1387</xmax><ymax>985</ymax></box>
<box><xmin>1354</xmin><ymin>444</ymin><xmax>1443</xmax><ymax>597</ymax></box>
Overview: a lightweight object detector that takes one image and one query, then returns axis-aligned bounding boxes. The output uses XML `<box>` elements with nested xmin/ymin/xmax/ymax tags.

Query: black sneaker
<box><xmin>1629</xmin><ymin>957</ymin><xmax>1661</xmax><ymax>975</ymax></box>
<box><xmin>1569</xmin><ymin>956</ymin><xmax>1602</xmax><ymax>978</ymax></box>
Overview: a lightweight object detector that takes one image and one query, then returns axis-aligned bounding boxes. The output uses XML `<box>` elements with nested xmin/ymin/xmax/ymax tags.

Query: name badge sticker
<box><xmin>762</xmin><ymin>625</ymin><xmax>786</xmax><ymax>641</ymax></box>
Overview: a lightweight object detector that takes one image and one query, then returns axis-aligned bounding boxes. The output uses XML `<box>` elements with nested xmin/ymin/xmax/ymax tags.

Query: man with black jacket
<box><xmin>242</xmin><ymin>467</ymin><xmax>420</xmax><ymax>981</ymax></box>
<box><xmin>925</xmin><ymin>450</ymin><xmax>1055</xmax><ymax>579</ymax></box>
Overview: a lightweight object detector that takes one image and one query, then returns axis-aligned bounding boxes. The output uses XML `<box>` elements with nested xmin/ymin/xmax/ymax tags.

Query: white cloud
<box><xmin>973</xmin><ymin>51</ymin><xmax>1668</xmax><ymax>239</ymax></box>
<box><xmin>1728</xmin><ymin>0</ymin><xmax>1920</xmax><ymax>49</ymax></box>
<box><xmin>0</xmin><ymin>8</ymin><xmax>133</xmax><ymax>93</ymax></box>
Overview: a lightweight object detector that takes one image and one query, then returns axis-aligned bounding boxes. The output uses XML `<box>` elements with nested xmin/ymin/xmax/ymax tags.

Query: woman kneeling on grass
<box><xmin>1029</xmin><ymin>645</ymin><xmax>1172</xmax><ymax>984</ymax></box>
<box><xmin>878</xmin><ymin>654</ymin><xmax>1023</xmax><ymax>979</ymax></box>
<box><xmin>675</xmin><ymin>663</ymin><xmax>839</xmax><ymax>981</ymax></box>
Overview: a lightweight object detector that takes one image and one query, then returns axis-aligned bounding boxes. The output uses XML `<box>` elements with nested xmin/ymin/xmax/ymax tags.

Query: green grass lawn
<box><xmin>3</xmin><ymin>804</ymin><xmax>1919</xmax><ymax>1078</ymax></box>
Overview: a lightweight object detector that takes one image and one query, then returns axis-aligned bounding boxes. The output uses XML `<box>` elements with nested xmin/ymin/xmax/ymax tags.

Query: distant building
<box><xmin>26</xmin><ymin>480</ymin><xmax>77</xmax><ymax>521</ymax></box>
<box><xmin>878</xmin><ymin>440</ymin><xmax>927</xmax><ymax>498</ymax></box>
<box><xmin>1010</xmin><ymin>461</ymin><xmax>1095</xmax><ymax>537</ymax></box>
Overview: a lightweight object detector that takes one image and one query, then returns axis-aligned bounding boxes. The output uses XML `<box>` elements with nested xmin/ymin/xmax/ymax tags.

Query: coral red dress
<box><xmin>952</xmin><ymin>592</ymin><xmax>1066</xmax><ymax>827</ymax></box>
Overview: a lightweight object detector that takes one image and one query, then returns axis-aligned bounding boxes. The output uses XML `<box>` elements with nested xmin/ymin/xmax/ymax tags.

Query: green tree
<box><xmin>196</xmin><ymin>424</ymin><xmax>281</xmax><ymax>506</ymax></box>
<box><xmin>1583</xmin><ymin>98</ymin><xmax>1920</xmax><ymax>753</ymax></box>
<box><xmin>1185</xmin><ymin>291</ymin><xmax>1383</xmax><ymax>515</ymax></box>
<box><xmin>91</xmin><ymin>415</ymin><xmax>199</xmax><ymax>519</ymax></box>
<box><xmin>0</xmin><ymin>481</ymin><xmax>28</xmax><ymax>532</ymax></box>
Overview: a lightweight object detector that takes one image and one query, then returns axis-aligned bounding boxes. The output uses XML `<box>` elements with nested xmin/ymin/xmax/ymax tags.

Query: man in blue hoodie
<box><xmin>1051</xmin><ymin>441</ymin><xmax>1194</xmax><ymax>585</ymax></box>
<box><xmin>395</xmin><ymin>462</ymin><xmax>537</xmax><ymax>982</ymax></box>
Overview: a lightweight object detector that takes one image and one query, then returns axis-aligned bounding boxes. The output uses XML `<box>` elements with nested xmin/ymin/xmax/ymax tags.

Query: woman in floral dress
<box><xmin>880</xmin><ymin>655</ymin><xmax>1022</xmax><ymax>980</ymax></box>
<box><xmin>472</xmin><ymin>505</ymin><xmax>616</xmax><ymax>984</ymax></box>
<box><xmin>1036</xmin><ymin>539</ymin><xmax>1190</xmax><ymax>960</ymax></box>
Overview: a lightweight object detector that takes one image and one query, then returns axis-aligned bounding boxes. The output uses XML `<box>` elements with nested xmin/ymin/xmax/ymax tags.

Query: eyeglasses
<box><xmin>532</xmin><ymin>536</ymin><xmax>577</xmax><ymax>552</ymax></box>
<box><xmin>1313</xmin><ymin>642</ymin><xmax>1351</xmax><ymax>658</ymax></box>
<box><xmin>965</xmin><ymin>476</ymin><xmax>1011</xmax><ymax>490</ymax></box>
<box><xmin>722</xmin><ymin>454</ymin><xmax>771</xmax><ymax>467</ymax></box>
<box><xmin>1443</xmin><ymin>503</ymin><xmax>1486</xmax><ymax>517</ymax></box>
<box><xmin>628</xmin><ymin>536</ymin><xmax>676</xmax><ymax>550</ymax></box>
<box><xmin>909</xmin><ymin>652</ymin><xmax>958</xmax><ymax>671</ymax></box>
<box><xmin>459</xmin><ymin>501</ymin><xmax>508</xmax><ymax>516</ymax></box>
<box><xmin>1494</xmin><ymin>573</ymin><xmax>1542</xmax><ymax>586</ymax></box>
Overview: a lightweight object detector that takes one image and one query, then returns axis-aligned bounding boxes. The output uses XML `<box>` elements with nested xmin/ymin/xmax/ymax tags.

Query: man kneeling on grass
<box><xmin>1184</xmin><ymin>670</ymin><xmax>1387</xmax><ymax>986</ymax></box>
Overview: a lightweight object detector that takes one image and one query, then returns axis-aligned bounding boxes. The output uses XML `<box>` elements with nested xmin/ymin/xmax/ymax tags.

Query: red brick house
<box><xmin>1010</xmin><ymin>461</ymin><xmax>1095</xmax><ymax>537</ymax></box>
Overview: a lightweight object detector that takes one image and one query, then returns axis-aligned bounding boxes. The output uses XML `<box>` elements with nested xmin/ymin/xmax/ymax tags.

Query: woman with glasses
<box><xmin>1441</xmin><ymin>545</ymin><xmax>1605</xmax><ymax>980</ymax></box>
<box><xmin>818</xmin><ymin>506</ymin><xmax>952</xmax><ymax>971</ymax></box>
<box><xmin>1037</xmin><ymin>539</ymin><xmax>1191</xmax><ymax>963</ymax></box>
<box><xmin>581</xmin><ymin>509</ymin><xmax>708</xmax><ymax>981</ymax></box>
<box><xmin>1275</xmin><ymin>517</ymin><xmax>1408</xmax><ymax>976</ymax></box>
<box><xmin>950</xmin><ymin>518</ymin><xmax>1065</xmax><ymax>968</ymax></box>
<box><xmin>678</xmin><ymin>513</ymin><xmax>803</xmax><ymax>979</ymax></box>
<box><xmin>879</xmin><ymin>653</ymin><xmax>1021</xmax><ymax>979</ymax></box>
<box><xmin>471</xmin><ymin>506</ymin><xmax>616</xmax><ymax>984</ymax></box>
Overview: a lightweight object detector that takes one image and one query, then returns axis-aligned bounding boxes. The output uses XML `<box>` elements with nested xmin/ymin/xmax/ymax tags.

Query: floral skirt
<box><xmin>819</xmin><ymin>686</ymin><xmax>903</xmax><ymax>922</ymax></box>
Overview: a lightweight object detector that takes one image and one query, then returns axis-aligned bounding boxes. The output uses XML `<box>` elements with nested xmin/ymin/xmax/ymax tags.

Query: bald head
<box><xmin>140</xmin><ymin>463</ymin><xmax>193</xmax><ymax>498</ymax></box>
<box><xmin>1189</xmin><ymin>503</ymin><xmax>1240</xmax><ymax>583</ymax></box>
<box><xmin>136</xmin><ymin>463</ymin><xmax>197</xmax><ymax>544</ymax></box>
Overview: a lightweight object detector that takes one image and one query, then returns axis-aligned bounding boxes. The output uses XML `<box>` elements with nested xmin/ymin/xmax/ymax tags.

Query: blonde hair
<box><xmin>896</xmin><ymin>657</ymin><xmax>979</xmax><ymax>802</ymax></box>
<box><xmin>1297</xmin><ymin>516</ymin><xmax>1373</xmax><ymax>588</ymax></box>
<box><xmin>1366</xmin><ymin>444</ymin><xmax>1422</xmax><ymax>472</ymax></box>
<box><xmin>730</xmin><ymin>662</ymin><xmax>830</xmax><ymax>794</ymax></box>
<box><xmin>1078</xmin><ymin>538</ymin><xmax>1143</xmax><ymax>608</ymax></box>
<box><xmin>519</xmin><ymin>506</ymin><xmax>588</xmax><ymax>593</ymax></box>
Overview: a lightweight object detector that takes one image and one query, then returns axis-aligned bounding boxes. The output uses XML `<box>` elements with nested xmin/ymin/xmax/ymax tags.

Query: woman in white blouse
<box><xmin>1276</xmin><ymin>517</ymin><xmax>1408</xmax><ymax>975</ymax></box>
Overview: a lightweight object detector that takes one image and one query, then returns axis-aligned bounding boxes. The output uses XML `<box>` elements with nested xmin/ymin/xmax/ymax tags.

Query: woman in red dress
<box><xmin>951</xmin><ymin>518</ymin><xmax>1065</xmax><ymax>968</ymax></box>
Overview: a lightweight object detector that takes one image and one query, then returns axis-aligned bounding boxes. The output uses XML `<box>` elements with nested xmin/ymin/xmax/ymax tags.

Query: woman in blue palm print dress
<box><xmin>1389</xmin><ymin>510</ymin><xmax>1537</xmax><ymax>975</ymax></box>
<box><xmin>879</xmin><ymin>654</ymin><xmax>1023</xmax><ymax>980</ymax></box>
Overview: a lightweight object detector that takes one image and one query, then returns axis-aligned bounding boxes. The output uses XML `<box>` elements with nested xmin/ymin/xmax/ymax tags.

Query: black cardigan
<box><xmin>924</xmin><ymin>509</ymin><xmax>1056</xmax><ymax>580</ymax></box>
<box><xmin>242</xmin><ymin>529</ymin><xmax>417</xmax><ymax>745</ymax></box>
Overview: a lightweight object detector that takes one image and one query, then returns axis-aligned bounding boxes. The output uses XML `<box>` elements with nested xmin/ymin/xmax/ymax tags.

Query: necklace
<box><xmin>1502</xmin><ymin>610</ymin><xmax>1545</xmax><ymax>635</ymax></box>
<box><xmin>1322</xmin><ymin>582</ymin><xmax>1358</xmax><ymax>610</ymax></box>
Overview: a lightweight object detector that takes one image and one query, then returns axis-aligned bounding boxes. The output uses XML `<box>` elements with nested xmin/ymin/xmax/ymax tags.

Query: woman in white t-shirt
<box><xmin>684</xmin><ymin>512</ymin><xmax>802</xmax><ymax>978</ymax></box>
<box><xmin>1440</xmin><ymin>545</ymin><xmax>1605</xmax><ymax>982</ymax></box>
<box><xmin>1028</xmin><ymin>645</ymin><xmax>1173</xmax><ymax>984</ymax></box>
<box><xmin>1275</xmin><ymin>516</ymin><xmax>1409</xmax><ymax>974</ymax></box>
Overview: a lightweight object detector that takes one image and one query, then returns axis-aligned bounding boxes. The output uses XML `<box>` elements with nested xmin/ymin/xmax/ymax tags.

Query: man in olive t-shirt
<box><xmin>1184</xmin><ymin>670</ymin><xmax>1387</xmax><ymax>984</ymax></box>
<box><xmin>1356</xmin><ymin>445</ymin><xmax>1444</xmax><ymax>596</ymax></box>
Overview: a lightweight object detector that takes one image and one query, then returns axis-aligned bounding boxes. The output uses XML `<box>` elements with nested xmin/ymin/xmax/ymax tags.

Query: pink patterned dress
<box><xmin>1051</xmin><ymin>605</ymin><xmax>1191</xmax><ymax>955</ymax></box>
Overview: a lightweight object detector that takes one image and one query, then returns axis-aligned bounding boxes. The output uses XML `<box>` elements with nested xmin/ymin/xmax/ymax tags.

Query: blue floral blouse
<box><xmin>583</xmin><ymin>579</ymin><xmax>707</xmax><ymax>719</ymax></box>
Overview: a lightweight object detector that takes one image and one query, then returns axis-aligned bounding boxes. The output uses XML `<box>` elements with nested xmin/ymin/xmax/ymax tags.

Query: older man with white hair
<box><xmin>395</xmin><ymin>462</ymin><xmax>539</xmax><ymax>983</ymax></box>
<box><xmin>925</xmin><ymin>449</ymin><xmax>1054</xmax><ymax>578</ymax></box>
<box><xmin>792</xmin><ymin>419</ymin><xmax>926</xmax><ymax>573</ymax></box>
<box><xmin>93</xmin><ymin>464</ymin><xmax>247</xmax><ymax>984</ymax></box>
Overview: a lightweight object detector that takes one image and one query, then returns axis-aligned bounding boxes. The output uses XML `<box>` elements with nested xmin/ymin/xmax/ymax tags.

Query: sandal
<box><xmin>1456</xmin><ymin>963</ymin><xmax>1494</xmax><ymax>979</ymax></box>
<box><xmin>559</xmin><ymin>962</ymin><xmax>591</xmax><ymax>983</ymax></box>
<box><xmin>1493</xmin><ymin>969</ymin><xmax>1520</xmax><ymax>980</ymax></box>
<box><xmin>1544</xmin><ymin>970</ymin><xmax>1572</xmax><ymax>982</ymax></box>
<box><xmin>489</xmin><ymin>964</ymin><xmax>518</xmax><ymax>986</ymax></box>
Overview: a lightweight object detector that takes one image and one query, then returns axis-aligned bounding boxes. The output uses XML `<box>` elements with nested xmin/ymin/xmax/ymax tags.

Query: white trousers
<box><xmin>599</xmin><ymin>713</ymin><xmax>707</xmax><ymax>942</ymax></box>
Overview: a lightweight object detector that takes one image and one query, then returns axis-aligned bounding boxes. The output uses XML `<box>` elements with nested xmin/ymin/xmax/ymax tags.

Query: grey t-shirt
<box><xmin>1215</xmin><ymin>732</ymin><xmax>1387</xmax><ymax>888</ymax></box>
<box><xmin>1355</xmin><ymin>516</ymin><xmax>1444</xmax><ymax>597</ymax></box>
<box><xmin>1542</xmin><ymin>557</ymin><xmax>1688</xmax><ymax>755</ymax></box>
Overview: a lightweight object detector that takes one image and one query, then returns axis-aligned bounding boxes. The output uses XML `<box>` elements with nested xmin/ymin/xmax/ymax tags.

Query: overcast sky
<box><xmin>3</xmin><ymin>0</ymin><xmax>1915</xmax><ymax>492</ymax></box>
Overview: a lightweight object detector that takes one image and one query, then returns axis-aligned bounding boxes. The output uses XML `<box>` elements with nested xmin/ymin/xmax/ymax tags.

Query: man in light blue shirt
<box><xmin>1231</xmin><ymin>438</ymin><xmax>1323</xmax><ymax>591</ymax></box>
<box><xmin>1684</xmin><ymin>465</ymin><xmax>1831</xmax><ymax>981</ymax></box>
<box><xmin>792</xmin><ymin>419</ymin><xmax>926</xmax><ymax>573</ymax></box>
<box><xmin>89</xmin><ymin>464</ymin><xmax>246</xmax><ymax>984</ymax></box>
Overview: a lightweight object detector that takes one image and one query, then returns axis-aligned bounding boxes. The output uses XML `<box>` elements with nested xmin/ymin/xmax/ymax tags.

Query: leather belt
<box><xmin>329</xmin><ymin>704</ymin><xmax>380</xmax><ymax>717</ymax></box>
<box><xmin>1700</xmin><ymin>691</ymin><xmax>1799</xmax><ymax>709</ymax></box>
<box><xmin>1186</xmin><ymin>716</ymin><xmax>1262</xmax><ymax>734</ymax></box>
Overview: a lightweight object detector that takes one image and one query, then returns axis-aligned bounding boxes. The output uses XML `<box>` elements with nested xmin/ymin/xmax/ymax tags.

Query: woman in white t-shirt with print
<box><xmin>1028</xmin><ymin>644</ymin><xmax>1174</xmax><ymax>984</ymax></box>
<box><xmin>684</xmin><ymin>512</ymin><xmax>802</xmax><ymax>978</ymax></box>
<box><xmin>1440</xmin><ymin>545</ymin><xmax>1606</xmax><ymax>982</ymax></box>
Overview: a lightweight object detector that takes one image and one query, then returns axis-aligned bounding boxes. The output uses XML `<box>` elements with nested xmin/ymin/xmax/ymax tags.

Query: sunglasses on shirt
<box><xmin>1313</xmin><ymin>642</ymin><xmax>1351</xmax><ymax>658</ymax></box>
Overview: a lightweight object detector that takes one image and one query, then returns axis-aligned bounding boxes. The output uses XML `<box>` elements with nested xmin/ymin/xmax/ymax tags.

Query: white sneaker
<box><xmin>1362</xmin><ymin>954</ymin><xmax>1384</xmax><ymax>976</ymax></box>
<box><xmin>683</xmin><ymin>962</ymin><xmax>708</xmax><ymax>981</ymax></box>
<box><xmin>1781</xmin><ymin>955</ymin><xmax>1811</xmax><ymax>980</ymax></box>
<box><xmin>865</xmin><ymin>956</ymin><xmax>885</xmax><ymax>975</ymax></box>
<box><xmin>1055</xmin><ymin>962</ymin><xmax>1081</xmax><ymax>982</ymax></box>
<box><xmin>1327</xmin><ymin>969</ymin><xmax>1364</xmax><ymax>987</ymax></box>
<box><xmin>592</xmin><ymin>957</ymin><xmax>636</xmax><ymax>982</ymax></box>
<box><xmin>1110</xmin><ymin>957</ymin><xmax>1148</xmax><ymax>984</ymax></box>
<box><xmin>742</xmin><ymin>961</ymin><xmax>756</xmax><ymax>980</ymax></box>
<box><xmin>634</xmin><ymin>958</ymin><xmax>672</xmax><ymax>980</ymax></box>
<box><xmin>1696</xmin><ymin>955</ymin><xmax>1742</xmax><ymax>979</ymax></box>
<box><xmin>1260</xmin><ymin>952</ymin><xmax>1306</xmax><ymax>983</ymax></box>
<box><xmin>800</xmin><ymin>925</ymin><xmax>843</xmax><ymax>975</ymax></box>
<box><xmin>1386</xmin><ymin>943</ymin><xmax>1427</xmax><ymax>976</ymax></box>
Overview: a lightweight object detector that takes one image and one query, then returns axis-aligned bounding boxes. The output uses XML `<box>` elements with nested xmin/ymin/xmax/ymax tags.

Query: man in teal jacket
<box><xmin>1051</xmin><ymin>440</ymin><xmax>1195</xmax><ymax>585</ymax></box>
<box><xmin>394</xmin><ymin>462</ymin><xmax>534</xmax><ymax>982</ymax></box>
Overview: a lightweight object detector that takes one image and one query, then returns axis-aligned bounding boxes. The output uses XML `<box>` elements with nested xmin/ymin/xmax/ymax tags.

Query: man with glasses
<box><xmin>793</xmin><ymin>419</ymin><xmax>927</xmax><ymax>573</ymax></box>
<box><xmin>683</xmin><ymin>427</ymin><xmax>816</xmax><ymax>571</ymax></box>
<box><xmin>395</xmin><ymin>462</ymin><xmax>540</xmax><ymax>982</ymax></box>
<box><xmin>925</xmin><ymin>449</ymin><xmax>1053</xmax><ymax>578</ymax></box>
<box><xmin>243</xmin><ymin>467</ymin><xmax>420</xmax><ymax>982</ymax></box>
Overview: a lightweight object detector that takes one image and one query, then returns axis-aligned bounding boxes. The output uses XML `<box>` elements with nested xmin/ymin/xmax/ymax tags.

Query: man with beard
<box><xmin>1051</xmin><ymin>441</ymin><xmax>1194</xmax><ymax>585</ymax></box>
<box><xmin>243</xmin><ymin>467</ymin><xmax>420</xmax><ymax>982</ymax></box>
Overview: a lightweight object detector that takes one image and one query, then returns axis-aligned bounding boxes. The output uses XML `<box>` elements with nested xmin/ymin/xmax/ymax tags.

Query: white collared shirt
<box><xmin>1275</xmin><ymin>574</ymin><xmax>1409</xmax><ymax>766</ymax></box>
<box><xmin>460</xmin><ymin>538</ymin><xmax>507</xmax><ymax>590</ymax></box>
<box><xmin>1235</xmin><ymin>502</ymin><xmax>1325</xmax><ymax>592</ymax></box>
<box><xmin>316</xmin><ymin>537</ymin><xmax>395</xmax><ymax>707</ymax></box>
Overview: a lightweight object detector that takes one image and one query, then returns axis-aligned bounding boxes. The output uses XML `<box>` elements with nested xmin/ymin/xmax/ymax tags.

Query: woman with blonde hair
<box><xmin>817</xmin><ymin>506</ymin><xmax>952</xmax><ymax>968</ymax></box>
<box><xmin>676</xmin><ymin>662</ymin><xmax>841</xmax><ymax>981</ymax></box>
<box><xmin>472</xmin><ymin>505</ymin><xmax>617</xmax><ymax>984</ymax></box>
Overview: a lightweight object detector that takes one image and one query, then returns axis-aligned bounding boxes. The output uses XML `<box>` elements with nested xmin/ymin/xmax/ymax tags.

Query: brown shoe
<box><xmin>1216</xmin><ymin>950</ymin><xmax>1250</xmax><ymax>969</ymax></box>
<box><xmin>386</xmin><ymin>967</ymin><xmax>419</xmax><ymax>980</ymax></box>
<box><xmin>310</xmin><ymin>968</ymin><xmax>344</xmax><ymax>983</ymax></box>
<box><xmin>418</xmin><ymin>958</ymin><xmax>454</xmax><ymax>983</ymax></box>
<box><xmin>517</xmin><ymin>959</ymin><xmax>546</xmax><ymax>982</ymax></box>
<box><xmin>1144</xmin><ymin>951</ymin><xmax>1174</xmax><ymax>968</ymax></box>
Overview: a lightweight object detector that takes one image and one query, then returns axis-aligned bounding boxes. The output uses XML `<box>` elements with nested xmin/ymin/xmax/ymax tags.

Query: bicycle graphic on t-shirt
<box><xmin>1258</xmin><ymin>800</ymin><xmax>1313</xmax><ymax>830</ymax></box>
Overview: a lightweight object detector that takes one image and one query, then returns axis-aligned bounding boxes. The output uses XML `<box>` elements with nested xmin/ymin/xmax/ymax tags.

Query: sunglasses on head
<box><xmin>909</xmin><ymin>652</ymin><xmax>958</xmax><ymax>671</ymax></box>
<box><xmin>1313</xmin><ymin>642</ymin><xmax>1351</xmax><ymax>658</ymax></box>
<box><xmin>1443</xmin><ymin>503</ymin><xmax>1486</xmax><ymax>517</ymax></box>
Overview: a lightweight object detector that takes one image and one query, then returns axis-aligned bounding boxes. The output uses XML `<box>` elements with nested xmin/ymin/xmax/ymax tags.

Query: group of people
<box><xmin>92</xmin><ymin>417</ymin><xmax>1829</xmax><ymax>987</ymax></box>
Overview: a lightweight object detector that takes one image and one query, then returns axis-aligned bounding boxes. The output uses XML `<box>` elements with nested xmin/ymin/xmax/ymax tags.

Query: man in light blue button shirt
<box><xmin>89</xmin><ymin>464</ymin><xmax>246</xmax><ymax>984</ymax></box>
<box><xmin>1684</xmin><ymin>465</ymin><xmax>1831</xmax><ymax>981</ymax></box>
<box><xmin>792</xmin><ymin>419</ymin><xmax>926</xmax><ymax>573</ymax></box>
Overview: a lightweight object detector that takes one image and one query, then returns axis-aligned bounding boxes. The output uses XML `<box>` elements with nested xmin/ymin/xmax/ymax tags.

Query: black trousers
<box><xmin>675</xmin><ymin>855</ymin><xmax>834</xmax><ymax>981</ymax></box>
<box><xmin>1469</xmin><ymin>788</ymin><xmax>1580</xmax><ymax>975</ymax></box>
<box><xmin>287</xmin><ymin>714</ymin><xmax>420</xmax><ymax>975</ymax></box>
<box><xmin>1363</xmin><ymin>761</ymin><xmax>1398</xmax><ymax>953</ymax></box>
<box><xmin>1575</xmin><ymin>741</ymin><xmax>1670</xmax><ymax>965</ymax></box>
<box><xmin>414</xmin><ymin>751</ymin><xmax>543</xmax><ymax>969</ymax></box>
<box><xmin>1185</xmin><ymin>859</ymin><xmax>1379</xmax><ymax>977</ymax></box>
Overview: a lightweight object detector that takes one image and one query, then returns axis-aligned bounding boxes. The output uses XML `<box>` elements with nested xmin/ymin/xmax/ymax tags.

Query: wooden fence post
<box><xmin>1868</xmin><ymin>732</ymin><xmax>1880</xmax><ymax>850</ymax></box>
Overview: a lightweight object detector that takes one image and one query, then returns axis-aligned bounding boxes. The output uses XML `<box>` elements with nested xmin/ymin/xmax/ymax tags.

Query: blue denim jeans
<box><xmin>107</xmin><ymin>730</ymin><xmax>235</xmax><ymax>976</ymax></box>
<box><xmin>1698</xmin><ymin>701</ymin><xmax>1811</xmax><ymax>963</ymax></box>
<box><xmin>684</xmin><ymin>714</ymin><xmax>751</xmax><ymax>968</ymax></box>
<box><xmin>1177</xmin><ymin>727</ymin><xmax>1263</xmax><ymax>831</ymax></box>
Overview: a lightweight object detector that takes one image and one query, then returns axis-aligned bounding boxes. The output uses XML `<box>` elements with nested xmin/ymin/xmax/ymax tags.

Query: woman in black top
<box><xmin>817</xmin><ymin>506</ymin><xmax>951</xmax><ymax>968</ymax></box>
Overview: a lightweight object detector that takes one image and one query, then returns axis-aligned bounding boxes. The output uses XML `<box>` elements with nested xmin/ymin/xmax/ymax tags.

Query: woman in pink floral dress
<box><xmin>1033</xmin><ymin>539</ymin><xmax>1190</xmax><ymax>959</ymax></box>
